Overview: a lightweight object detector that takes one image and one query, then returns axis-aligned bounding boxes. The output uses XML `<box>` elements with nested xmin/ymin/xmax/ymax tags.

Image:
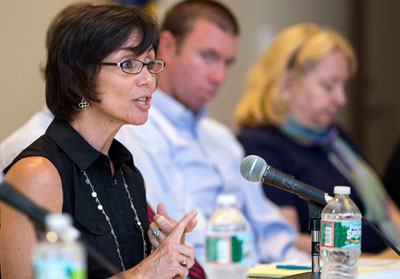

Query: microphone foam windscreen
<box><xmin>240</xmin><ymin>155</ymin><xmax>266</xmax><ymax>182</ymax></box>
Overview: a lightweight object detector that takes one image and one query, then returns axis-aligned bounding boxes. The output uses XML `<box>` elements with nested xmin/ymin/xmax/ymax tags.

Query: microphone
<box><xmin>240</xmin><ymin>155</ymin><xmax>332</xmax><ymax>206</ymax></box>
<box><xmin>0</xmin><ymin>173</ymin><xmax>49</xmax><ymax>228</ymax></box>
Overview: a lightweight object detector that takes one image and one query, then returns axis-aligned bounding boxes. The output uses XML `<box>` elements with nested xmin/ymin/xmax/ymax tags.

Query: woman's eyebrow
<box><xmin>117</xmin><ymin>46</ymin><xmax>154</xmax><ymax>55</ymax></box>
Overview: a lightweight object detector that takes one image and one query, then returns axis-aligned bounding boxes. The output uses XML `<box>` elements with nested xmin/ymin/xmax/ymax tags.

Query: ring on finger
<box><xmin>181</xmin><ymin>256</ymin><xmax>188</xmax><ymax>268</ymax></box>
<box><xmin>152</xmin><ymin>229</ymin><xmax>161</xmax><ymax>237</ymax></box>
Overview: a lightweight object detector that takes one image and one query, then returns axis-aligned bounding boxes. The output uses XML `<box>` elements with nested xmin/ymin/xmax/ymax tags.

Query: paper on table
<box><xmin>248</xmin><ymin>259</ymin><xmax>400</xmax><ymax>278</ymax></box>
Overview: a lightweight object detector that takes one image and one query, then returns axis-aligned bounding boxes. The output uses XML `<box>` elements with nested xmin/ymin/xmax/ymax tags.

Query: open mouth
<box><xmin>135</xmin><ymin>97</ymin><xmax>148</xmax><ymax>105</ymax></box>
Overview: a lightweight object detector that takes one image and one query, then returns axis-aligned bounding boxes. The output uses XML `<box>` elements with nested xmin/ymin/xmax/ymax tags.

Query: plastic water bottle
<box><xmin>320</xmin><ymin>186</ymin><xmax>362</xmax><ymax>279</ymax></box>
<box><xmin>33</xmin><ymin>214</ymin><xmax>87</xmax><ymax>279</ymax></box>
<box><xmin>206</xmin><ymin>194</ymin><xmax>250</xmax><ymax>279</ymax></box>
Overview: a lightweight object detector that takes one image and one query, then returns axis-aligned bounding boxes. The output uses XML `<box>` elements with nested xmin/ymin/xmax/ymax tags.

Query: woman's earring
<box><xmin>78</xmin><ymin>97</ymin><xmax>90</xmax><ymax>110</ymax></box>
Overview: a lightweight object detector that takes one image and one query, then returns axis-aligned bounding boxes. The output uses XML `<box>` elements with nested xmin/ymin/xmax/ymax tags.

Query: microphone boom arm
<box><xmin>262</xmin><ymin>164</ymin><xmax>331</xmax><ymax>207</ymax></box>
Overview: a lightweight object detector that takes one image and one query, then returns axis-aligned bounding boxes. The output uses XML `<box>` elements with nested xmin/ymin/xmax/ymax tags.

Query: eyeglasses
<box><xmin>100</xmin><ymin>59</ymin><xmax>165</xmax><ymax>74</ymax></box>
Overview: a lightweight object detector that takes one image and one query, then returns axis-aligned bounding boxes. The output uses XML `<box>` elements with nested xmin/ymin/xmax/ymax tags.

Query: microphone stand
<box><xmin>283</xmin><ymin>200</ymin><xmax>322</xmax><ymax>279</ymax></box>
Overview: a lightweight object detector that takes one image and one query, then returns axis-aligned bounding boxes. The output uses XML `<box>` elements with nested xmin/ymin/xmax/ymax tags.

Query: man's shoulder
<box><xmin>0</xmin><ymin>108</ymin><xmax>53</xmax><ymax>171</ymax></box>
<box><xmin>199</xmin><ymin>117</ymin><xmax>244</xmax><ymax>155</ymax></box>
<box><xmin>116</xmin><ymin>116</ymin><xmax>169</xmax><ymax>155</ymax></box>
<box><xmin>201</xmin><ymin>117</ymin><xmax>232</xmax><ymax>134</ymax></box>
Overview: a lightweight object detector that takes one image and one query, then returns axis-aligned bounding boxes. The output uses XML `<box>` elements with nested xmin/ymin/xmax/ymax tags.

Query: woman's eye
<box><xmin>320</xmin><ymin>81</ymin><xmax>334</xmax><ymax>92</ymax></box>
<box><xmin>121</xmin><ymin>60</ymin><xmax>133</xmax><ymax>70</ymax></box>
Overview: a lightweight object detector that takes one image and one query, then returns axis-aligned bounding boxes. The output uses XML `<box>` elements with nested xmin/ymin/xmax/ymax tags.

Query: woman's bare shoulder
<box><xmin>4</xmin><ymin>156</ymin><xmax>63</xmax><ymax>213</ymax></box>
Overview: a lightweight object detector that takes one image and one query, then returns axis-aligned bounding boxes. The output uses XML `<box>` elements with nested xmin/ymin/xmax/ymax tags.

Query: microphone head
<box><xmin>240</xmin><ymin>155</ymin><xmax>267</xmax><ymax>182</ymax></box>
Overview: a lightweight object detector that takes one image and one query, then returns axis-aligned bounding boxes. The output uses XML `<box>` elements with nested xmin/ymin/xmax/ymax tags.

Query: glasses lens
<box><xmin>121</xmin><ymin>60</ymin><xmax>142</xmax><ymax>74</ymax></box>
<box><xmin>148</xmin><ymin>60</ymin><xmax>165</xmax><ymax>74</ymax></box>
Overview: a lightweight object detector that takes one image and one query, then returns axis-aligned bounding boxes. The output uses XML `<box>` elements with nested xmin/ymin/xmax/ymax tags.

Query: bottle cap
<box><xmin>45</xmin><ymin>213</ymin><xmax>73</xmax><ymax>232</ymax></box>
<box><xmin>217</xmin><ymin>194</ymin><xmax>236</xmax><ymax>206</ymax></box>
<box><xmin>334</xmin><ymin>186</ymin><xmax>351</xmax><ymax>194</ymax></box>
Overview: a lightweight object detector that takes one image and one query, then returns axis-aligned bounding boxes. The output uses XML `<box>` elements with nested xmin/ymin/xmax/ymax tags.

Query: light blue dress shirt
<box><xmin>117</xmin><ymin>89</ymin><xmax>308</xmax><ymax>266</ymax></box>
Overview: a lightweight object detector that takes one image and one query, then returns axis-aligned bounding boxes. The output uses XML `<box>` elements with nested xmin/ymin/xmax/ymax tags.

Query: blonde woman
<box><xmin>235</xmin><ymin>23</ymin><xmax>400</xmax><ymax>254</ymax></box>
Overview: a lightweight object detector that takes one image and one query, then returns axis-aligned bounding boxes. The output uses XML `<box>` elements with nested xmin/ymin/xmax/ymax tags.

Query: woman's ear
<box><xmin>282</xmin><ymin>70</ymin><xmax>294</xmax><ymax>100</ymax></box>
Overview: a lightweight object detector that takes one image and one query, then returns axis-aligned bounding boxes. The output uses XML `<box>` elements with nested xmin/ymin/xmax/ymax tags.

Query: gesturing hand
<box><xmin>130</xmin><ymin>209</ymin><xmax>198</xmax><ymax>279</ymax></box>
<box><xmin>148</xmin><ymin>203</ymin><xmax>197</xmax><ymax>248</ymax></box>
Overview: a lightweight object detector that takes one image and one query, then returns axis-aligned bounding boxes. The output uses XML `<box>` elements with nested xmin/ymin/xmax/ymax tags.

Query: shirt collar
<box><xmin>46</xmin><ymin>118</ymin><xmax>133</xmax><ymax>170</ymax></box>
<box><xmin>152</xmin><ymin>88</ymin><xmax>209</xmax><ymax>132</ymax></box>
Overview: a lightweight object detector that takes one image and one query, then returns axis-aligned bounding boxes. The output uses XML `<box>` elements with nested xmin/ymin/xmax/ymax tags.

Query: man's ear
<box><xmin>158</xmin><ymin>30</ymin><xmax>177</xmax><ymax>64</ymax></box>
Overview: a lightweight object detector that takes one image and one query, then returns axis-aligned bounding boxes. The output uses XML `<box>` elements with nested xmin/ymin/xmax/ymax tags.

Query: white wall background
<box><xmin>0</xmin><ymin>0</ymin><xmax>398</xmax><ymax>174</ymax></box>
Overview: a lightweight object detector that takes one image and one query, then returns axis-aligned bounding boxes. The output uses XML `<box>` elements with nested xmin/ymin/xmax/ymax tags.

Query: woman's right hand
<box><xmin>115</xmin><ymin>209</ymin><xmax>198</xmax><ymax>279</ymax></box>
<box><xmin>148</xmin><ymin>203</ymin><xmax>198</xmax><ymax>248</ymax></box>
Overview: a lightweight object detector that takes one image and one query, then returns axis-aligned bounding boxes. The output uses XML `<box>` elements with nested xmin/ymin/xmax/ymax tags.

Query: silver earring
<box><xmin>78</xmin><ymin>97</ymin><xmax>90</xmax><ymax>110</ymax></box>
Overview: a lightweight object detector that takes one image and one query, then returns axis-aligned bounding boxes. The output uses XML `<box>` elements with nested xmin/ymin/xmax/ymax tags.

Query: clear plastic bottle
<box><xmin>320</xmin><ymin>186</ymin><xmax>362</xmax><ymax>279</ymax></box>
<box><xmin>33</xmin><ymin>214</ymin><xmax>87</xmax><ymax>279</ymax></box>
<box><xmin>206</xmin><ymin>194</ymin><xmax>250</xmax><ymax>279</ymax></box>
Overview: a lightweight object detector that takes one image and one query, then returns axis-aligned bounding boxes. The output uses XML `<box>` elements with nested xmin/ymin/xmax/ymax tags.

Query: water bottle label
<box><xmin>34</xmin><ymin>259</ymin><xmax>70</xmax><ymax>279</ymax></box>
<box><xmin>34</xmin><ymin>259</ymin><xmax>87</xmax><ymax>279</ymax></box>
<box><xmin>321</xmin><ymin>220</ymin><xmax>361</xmax><ymax>248</ymax></box>
<box><xmin>206</xmin><ymin>232</ymin><xmax>250</xmax><ymax>264</ymax></box>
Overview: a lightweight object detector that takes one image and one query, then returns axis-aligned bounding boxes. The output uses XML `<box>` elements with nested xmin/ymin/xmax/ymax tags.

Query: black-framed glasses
<box><xmin>100</xmin><ymin>59</ymin><xmax>165</xmax><ymax>74</ymax></box>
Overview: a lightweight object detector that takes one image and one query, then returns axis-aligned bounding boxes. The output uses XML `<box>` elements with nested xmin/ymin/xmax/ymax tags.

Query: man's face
<box><xmin>161</xmin><ymin>19</ymin><xmax>238</xmax><ymax>112</ymax></box>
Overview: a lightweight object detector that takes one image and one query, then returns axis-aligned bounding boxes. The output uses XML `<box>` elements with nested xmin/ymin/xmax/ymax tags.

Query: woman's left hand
<box><xmin>148</xmin><ymin>203</ymin><xmax>197</xmax><ymax>248</ymax></box>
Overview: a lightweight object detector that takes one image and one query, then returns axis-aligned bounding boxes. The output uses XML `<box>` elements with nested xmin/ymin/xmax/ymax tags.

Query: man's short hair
<box><xmin>162</xmin><ymin>0</ymin><xmax>239</xmax><ymax>46</ymax></box>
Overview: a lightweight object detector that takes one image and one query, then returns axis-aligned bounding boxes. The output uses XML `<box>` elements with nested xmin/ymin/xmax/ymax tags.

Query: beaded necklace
<box><xmin>81</xmin><ymin>169</ymin><xmax>147</xmax><ymax>271</ymax></box>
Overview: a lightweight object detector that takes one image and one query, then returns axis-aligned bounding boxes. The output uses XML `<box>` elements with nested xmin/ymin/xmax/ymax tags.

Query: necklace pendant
<box><xmin>85</xmin><ymin>178</ymin><xmax>90</xmax><ymax>184</ymax></box>
<box><xmin>98</xmin><ymin>204</ymin><xmax>103</xmax><ymax>211</ymax></box>
<box><xmin>91</xmin><ymin>191</ymin><xmax>97</xmax><ymax>198</ymax></box>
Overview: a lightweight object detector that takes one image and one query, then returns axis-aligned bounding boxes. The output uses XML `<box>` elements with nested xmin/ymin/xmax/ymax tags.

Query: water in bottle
<box><xmin>33</xmin><ymin>214</ymin><xmax>87</xmax><ymax>279</ymax></box>
<box><xmin>206</xmin><ymin>194</ymin><xmax>250</xmax><ymax>279</ymax></box>
<box><xmin>320</xmin><ymin>186</ymin><xmax>362</xmax><ymax>279</ymax></box>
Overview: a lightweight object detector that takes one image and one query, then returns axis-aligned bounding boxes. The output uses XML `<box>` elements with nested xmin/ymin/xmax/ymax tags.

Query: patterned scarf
<box><xmin>280</xmin><ymin>117</ymin><xmax>400</xmax><ymax>246</ymax></box>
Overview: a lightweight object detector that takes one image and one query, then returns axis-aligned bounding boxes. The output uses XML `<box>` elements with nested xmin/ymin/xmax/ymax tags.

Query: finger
<box><xmin>154</xmin><ymin>214</ymin><xmax>173</xmax><ymax>234</ymax></box>
<box><xmin>149</xmin><ymin>222</ymin><xmax>161</xmax><ymax>236</ymax></box>
<box><xmin>167</xmin><ymin>210</ymin><xmax>198</xmax><ymax>243</ymax></box>
<box><xmin>160</xmin><ymin>240</ymin><xmax>195</xmax><ymax>263</ymax></box>
<box><xmin>164</xmin><ymin>241</ymin><xmax>196</xmax><ymax>264</ymax></box>
<box><xmin>179</xmin><ymin>255</ymin><xmax>194</xmax><ymax>270</ymax></box>
<box><xmin>150</xmin><ymin>222</ymin><xmax>168</xmax><ymax>243</ymax></box>
<box><xmin>147</xmin><ymin>229</ymin><xmax>161</xmax><ymax>248</ymax></box>
<box><xmin>185</xmin><ymin>218</ymin><xmax>197</xmax><ymax>233</ymax></box>
<box><xmin>157</xmin><ymin>203</ymin><xmax>168</xmax><ymax>216</ymax></box>
<box><xmin>174</xmin><ymin>265</ymin><xmax>189</xmax><ymax>279</ymax></box>
<box><xmin>180</xmin><ymin>215</ymin><xmax>198</xmax><ymax>244</ymax></box>
<box><xmin>157</xmin><ymin>203</ymin><xmax>177</xmax><ymax>225</ymax></box>
<box><xmin>171</xmin><ymin>254</ymin><xmax>191</xmax><ymax>278</ymax></box>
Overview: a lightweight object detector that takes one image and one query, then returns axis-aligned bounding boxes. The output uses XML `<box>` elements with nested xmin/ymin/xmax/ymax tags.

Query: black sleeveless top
<box><xmin>5</xmin><ymin>119</ymin><xmax>151</xmax><ymax>278</ymax></box>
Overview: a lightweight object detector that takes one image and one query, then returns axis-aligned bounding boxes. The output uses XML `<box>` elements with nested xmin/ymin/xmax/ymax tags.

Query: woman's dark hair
<box><xmin>46</xmin><ymin>4</ymin><xmax>159</xmax><ymax>121</ymax></box>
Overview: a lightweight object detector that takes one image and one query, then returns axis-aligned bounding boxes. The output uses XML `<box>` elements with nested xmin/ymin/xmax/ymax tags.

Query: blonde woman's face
<box><xmin>287</xmin><ymin>51</ymin><xmax>349</xmax><ymax>129</ymax></box>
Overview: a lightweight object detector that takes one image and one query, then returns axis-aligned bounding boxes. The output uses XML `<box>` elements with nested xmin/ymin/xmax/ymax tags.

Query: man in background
<box><xmin>117</xmin><ymin>0</ymin><xmax>308</xmax><ymax>266</ymax></box>
<box><xmin>0</xmin><ymin>0</ymin><xmax>308</xmax><ymax>267</ymax></box>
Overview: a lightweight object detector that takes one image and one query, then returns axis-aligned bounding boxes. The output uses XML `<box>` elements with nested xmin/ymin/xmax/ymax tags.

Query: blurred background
<box><xmin>0</xmin><ymin>0</ymin><xmax>399</xmax><ymax>175</ymax></box>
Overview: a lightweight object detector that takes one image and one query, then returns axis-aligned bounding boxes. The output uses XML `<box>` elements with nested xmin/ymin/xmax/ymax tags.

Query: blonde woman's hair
<box><xmin>234</xmin><ymin>23</ymin><xmax>357</xmax><ymax>128</ymax></box>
